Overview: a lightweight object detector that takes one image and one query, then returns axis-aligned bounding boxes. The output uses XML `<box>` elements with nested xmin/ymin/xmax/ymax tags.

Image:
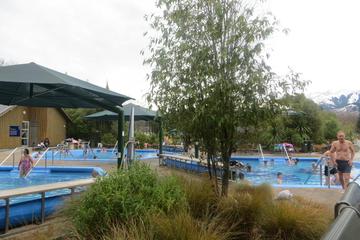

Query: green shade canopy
<box><xmin>84</xmin><ymin>103</ymin><xmax>158</xmax><ymax>121</ymax></box>
<box><xmin>0</xmin><ymin>62</ymin><xmax>133</xmax><ymax>109</ymax></box>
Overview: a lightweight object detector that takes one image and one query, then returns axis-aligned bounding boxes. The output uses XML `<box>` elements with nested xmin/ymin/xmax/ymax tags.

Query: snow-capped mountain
<box><xmin>307</xmin><ymin>90</ymin><xmax>360</xmax><ymax>112</ymax></box>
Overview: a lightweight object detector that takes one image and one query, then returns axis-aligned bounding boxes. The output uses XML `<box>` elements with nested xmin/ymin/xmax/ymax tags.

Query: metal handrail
<box><xmin>112</xmin><ymin>141</ymin><xmax>118</xmax><ymax>154</ymax></box>
<box><xmin>353</xmin><ymin>174</ymin><xmax>360</xmax><ymax>183</ymax></box>
<box><xmin>258</xmin><ymin>144</ymin><xmax>265</xmax><ymax>161</ymax></box>
<box><xmin>283</xmin><ymin>144</ymin><xmax>291</xmax><ymax>162</ymax></box>
<box><xmin>0</xmin><ymin>147</ymin><xmax>19</xmax><ymax>166</ymax></box>
<box><xmin>25</xmin><ymin>148</ymin><xmax>50</xmax><ymax>177</ymax></box>
<box><xmin>304</xmin><ymin>157</ymin><xmax>323</xmax><ymax>184</ymax></box>
<box><xmin>0</xmin><ymin>178</ymin><xmax>95</xmax><ymax>233</ymax></box>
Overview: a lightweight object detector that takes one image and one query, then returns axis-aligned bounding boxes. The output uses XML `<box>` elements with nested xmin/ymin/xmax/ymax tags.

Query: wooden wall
<box><xmin>46</xmin><ymin>108</ymin><xmax>66</xmax><ymax>146</ymax></box>
<box><xmin>29</xmin><ymin>107</ymin><xmax>48</xmax><ymax>146</ymax></box>
<box><xmin>0</xmin><ymin>106</ymin><xmax>28</xmax><ymax>149</ymax></box>
<box><xmin>0</xmin><ymin>107</ymin><xmax>67</xmax><ymax>149</ymax></box>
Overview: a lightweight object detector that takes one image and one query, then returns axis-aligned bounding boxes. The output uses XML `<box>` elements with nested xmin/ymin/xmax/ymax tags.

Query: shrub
<box><xmin>214</xmin><ymin>184</ymin><xmax>274</xmax><ymax>239</ymax></box>
<box><xmin>103</xmin><ymin>212</ymin><xmax>228</xmax><ymax>240</ymax></box>
<box><xmin>67</xmin><ymin>162</ymin><xmax>187</xmax><ymax>239</ymax></box>
<box><xmin>261</xmin><ymin>196</ymin><xmax>332</xmax><ymax>240</ymax></box>
<box><xmin>101</xmin><ymin>132</ymin><xmax>116</xmax><ymax>147</ymax></box>
<box><xmin>179</xmin><ymin>177</ymin><xmax>219</xmax><ymax>219</ymax></box>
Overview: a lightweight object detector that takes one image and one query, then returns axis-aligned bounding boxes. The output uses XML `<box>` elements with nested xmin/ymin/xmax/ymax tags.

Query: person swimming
<box><xmin>277</xmin><ymin>172</ymin><xmax>283</xmax><ymax>184</ymax></box>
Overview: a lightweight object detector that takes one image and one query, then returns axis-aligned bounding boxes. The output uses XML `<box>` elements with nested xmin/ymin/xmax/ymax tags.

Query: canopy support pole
<box><xmin>118</xmin><ymin>110</ymin><xmax>124</xmax><ymax>169</ymax></box>
<box><xmin>159</xmin><ymin>118</ymin><xmax>163</xmax><ymax>155</ymax></box>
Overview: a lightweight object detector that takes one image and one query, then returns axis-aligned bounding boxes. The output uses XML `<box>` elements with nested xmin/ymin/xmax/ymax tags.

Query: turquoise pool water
<box><xmin>164</xmin><ymin>156</ymin><xmax>360</xmax><ymax>187</ymax></box>
<box><xmin>0</xmin><ymin>166</ymin><xmax>98</xmax><ymax>229</ymax></box>
<box><xmin>33</xmin><ymin>149</ymin><xmax>158</xmax><ymax>161</ymax></box>
<box><xmin>0</xmin><ymin>167</ymin><xmax>95</xmax><ymax>205</ymax></box>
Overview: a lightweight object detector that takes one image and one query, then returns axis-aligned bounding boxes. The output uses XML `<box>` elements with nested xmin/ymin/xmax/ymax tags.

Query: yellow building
<box><xmin>0</xmin><ymin>105</ymin><xmax>70</xmax><ymax>149</ymax></box>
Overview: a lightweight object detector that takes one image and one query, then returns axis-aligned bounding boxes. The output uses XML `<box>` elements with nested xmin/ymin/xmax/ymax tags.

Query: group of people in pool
<box><xmin>277</xmin><ymin>130</ymin><xmax>355</xmax><ymax>190</ymax></box>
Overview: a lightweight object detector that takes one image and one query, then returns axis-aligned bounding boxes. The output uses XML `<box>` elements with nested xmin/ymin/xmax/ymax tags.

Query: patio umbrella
<box><xmin>0</xmin><ymin>62</ymin><xmax>131</xmax><ymax>108</ymax></box>
<box><xmin>84</xmin><ymin>103</ymin><xmax>163</xmax><ymax>154</ymax></box>
<box><xmin>84</xmin><ymin>103</ymin><xmax>158</xmax><ymax>121</ymax></box>
<box><xmin>0</xmin><ymin>62</ymin><xmax>133</xmax><ymax>168</ymax></box>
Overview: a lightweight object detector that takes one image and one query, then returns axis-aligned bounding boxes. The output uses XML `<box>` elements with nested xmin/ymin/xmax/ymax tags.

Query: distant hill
<box><xmin>308</xmin><ymin>90</ymin><xmax>360</xmax><ymax>112</ymax></box>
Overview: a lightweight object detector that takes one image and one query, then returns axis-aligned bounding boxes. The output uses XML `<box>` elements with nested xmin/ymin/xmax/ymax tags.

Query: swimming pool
<box><xmin>163</xmin><ymin>155</ymin><xmax>360</xmax><ymax>188</ymax></box>
<box><xmin>0</xmin><ymin>166</ymin><xmax>99</xmax><ymax>230</ymax></box>
<box><xmin>33</xmin><ymin>148</ymin><xmax>158</xmax><ymax>161</ymax></box>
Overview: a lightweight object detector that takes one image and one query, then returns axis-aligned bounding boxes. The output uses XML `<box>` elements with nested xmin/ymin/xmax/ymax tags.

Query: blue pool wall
<box><xmin>34</xmin><ymin>148</ymin><xmax>159</xmax><ymax>161</ymax></box>
<box><xmin>0</xmin><ymin>166</ymin><xmax>102</xmax><ymax>230</ymax></box>
<box><xmin>0</xmin><ymin>195</ymin><xmax>65</xmax><ymax>230</ymax></box>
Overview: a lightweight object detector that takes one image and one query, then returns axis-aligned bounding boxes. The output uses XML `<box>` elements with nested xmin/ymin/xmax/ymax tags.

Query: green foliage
<box><xmin>64</xmin><ymin>108</ymin><xmax>99</xmax><ymax>140</ymax></box>
<box><xmin>179</xmin><ymin>178</ymin><xmax>219</xmax><ymax>219</ymax></box>
<box><xmin>323</xmin><ymin>117</ymin><xmax>340</xmax><ymax>141</ymax></box>
<box><xmin>145</xmin><ymin>0</ymin><xmax>307</xmax><ymax>195</ymax></box>
<box><xmin>356</xmin><ymin>113</ymin><xmax>360</xmax><ymax>134</ymax></box>
<box><xmin>69</xmin><ymin>172</ymin><xmax>331</xmax><ymax>240</ymax></box>
<box><xmin>67</xmin><ymin>162</ymin><xmax>187</xmax><ymax>239</ymax></box>
<box><xmin>101</xmin><ymin>132</ymin><xmax>117</xmax><ymax>146</ymax></box>
<box><xmin>135</xmin><ymin>131</ymin><xmax>158</xmax><ymax>148</ymax></box>
<box><xmin>262</xmin><ymin>197</ymin><xmax>331</xmax><ymax>240</ymax></box>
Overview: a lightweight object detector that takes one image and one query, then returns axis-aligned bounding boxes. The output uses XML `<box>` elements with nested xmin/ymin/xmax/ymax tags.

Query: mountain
<box><xmin>308</xmin><ymin>90</ymin><xmax>360</xmax><ymax>112</ymax></box>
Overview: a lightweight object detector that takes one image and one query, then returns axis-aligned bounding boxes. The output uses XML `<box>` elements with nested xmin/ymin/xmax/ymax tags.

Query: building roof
<box><xmin>0</xmin><ymin>105</ymin><xmax>16</xmax><ymax>118</ymax></box>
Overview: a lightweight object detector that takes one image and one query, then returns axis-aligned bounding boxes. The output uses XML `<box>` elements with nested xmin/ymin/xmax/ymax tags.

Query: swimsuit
<box><xmin>336</xmin><ymin>159</ymin><xmax>352</xmax><ymax>173</ymax></box>
<box><xmin>19</xmin><ymin>157</ymin><xmax>32</xmax><ymax>177</ymax></box>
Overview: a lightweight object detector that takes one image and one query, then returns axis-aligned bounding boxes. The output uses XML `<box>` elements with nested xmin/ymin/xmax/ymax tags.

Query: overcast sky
<box><xmin>1</xmin><ymin>0</ymin><xmax>359</xmax><ymax>106</ymax></box>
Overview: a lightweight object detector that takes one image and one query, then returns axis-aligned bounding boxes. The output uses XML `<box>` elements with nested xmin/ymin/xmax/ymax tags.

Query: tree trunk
<box><xmin>221</xmin><ymin>153</ymin><xmax>230</xmax><ymax>196</ymax></box>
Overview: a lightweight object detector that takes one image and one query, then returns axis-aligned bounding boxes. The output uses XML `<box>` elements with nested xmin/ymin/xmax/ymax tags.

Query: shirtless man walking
<box><xmin>330</xmin><ymin>131</ymin><xmax>355</xmax><ymax>190</ymax></box>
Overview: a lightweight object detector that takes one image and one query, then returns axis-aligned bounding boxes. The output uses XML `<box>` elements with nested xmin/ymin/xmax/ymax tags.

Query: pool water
<box><xmin>165</xmin><ymin>155</ymin><xmax>360</xmax><ymax>187</ymax></box>
<box><xmin>232</xmin><ymin>157</ymin><xmax>360</xmax><ymax>186</ymax></box>
<box><xmin>0</xmin><ymin>167</ymin><xmax>95</xmax><ymax>205</ymax></box>
<box><xmin>34</xmin><ymin>149</ymin><xmax>158</xmax><ymax>161</ymax></box>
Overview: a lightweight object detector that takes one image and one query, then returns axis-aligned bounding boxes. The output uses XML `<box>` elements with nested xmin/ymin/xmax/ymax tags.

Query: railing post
<box><xmin>41</xmin><ymin>192</ymin><xmax>45</xmax><ymax>224</ymax></box>
<box><xmin>52</xmin><ymin>149</ymin><xmax>54</xmax><ymax>165</ymax></box>
<box><xmin>12</xmin><ymin>153</ymin><xmax>15</xmax><ymax>168</ymax></box>
<box><xmin>320</xmin><ymin>164</ymin><xmax>323</xmax><ymax>186</ymax></box>
<box><xmin>5</xmin><ymin>198</ymin><xmax>10</xmax><ymax>233</ymax></box>
<box><xmin>45</xmin><ymin>152</ymin><xmax>47</xmax><ymax>168</ymax></box>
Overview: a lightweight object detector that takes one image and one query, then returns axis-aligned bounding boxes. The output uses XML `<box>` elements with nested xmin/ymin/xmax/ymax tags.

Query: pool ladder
<box><xmin>303</xmin><ymin>158</ymin><xmax>329</xmax><ymax>187</ymax></box>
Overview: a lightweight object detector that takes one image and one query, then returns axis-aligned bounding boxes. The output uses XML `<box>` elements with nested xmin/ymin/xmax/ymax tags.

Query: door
<box><xmin>21</xmin><ymin>121</ymin><xmax>29</xmax><ymax>146</ymax></box>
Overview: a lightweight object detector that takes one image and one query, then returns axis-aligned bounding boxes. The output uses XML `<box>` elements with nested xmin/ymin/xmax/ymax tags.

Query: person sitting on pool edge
<box><xmin>18</xmin><ymin>148</ymin><xmax>34</xmax><ymax>177</ymax></box>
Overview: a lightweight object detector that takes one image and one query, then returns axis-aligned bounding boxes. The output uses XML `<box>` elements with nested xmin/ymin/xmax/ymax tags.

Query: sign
<box><xmin>9</xmin><ymin>126</ymin><xmax>20</xmax><ymax>137</ymax></box>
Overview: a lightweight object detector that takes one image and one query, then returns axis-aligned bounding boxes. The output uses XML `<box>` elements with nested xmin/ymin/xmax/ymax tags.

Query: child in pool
<box><xmin>18</xmin><ymin>148</ymin><xmax>34</xmax><ymax>177</ymax></box>
<box><xmin>277</xmin><ymin>172</ymin><xmax>283</xmax><ymax>184</ymax></box>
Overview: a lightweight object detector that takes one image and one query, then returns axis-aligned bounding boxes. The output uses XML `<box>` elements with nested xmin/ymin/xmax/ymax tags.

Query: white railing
<box><xmin>25</xmin><ymin>148</ymin><xmax>50</xmax><ymax>177</ymax></box>
<box><xmin>258</xmin><ymin>144</ymin><xmax>265</xmax><ymax>161</ymax></box>
<box><xmin>0</xmin><ymin>148</ymin><xmax>19</xmax><ymax>167</ymax></box>
<box><xmin>283</xmin><ymin>144</ymin><xmax>290</xmax><ymax>161</ymax></box>
<box><xmin>112</xmin><ymin>141</ymin><xmax>118</xmax><ymax>154</ymax></box>
<box><xmin>0</xmin><ymin>178</ymin><xmax>95</xmax><ymax>233</ymax></box>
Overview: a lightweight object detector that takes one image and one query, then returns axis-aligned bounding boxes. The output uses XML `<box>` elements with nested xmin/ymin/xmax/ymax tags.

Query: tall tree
<box><xmin>145</xmin><ymin>0</ymin><xmax>306</xmax><ymax>196</ymax></box>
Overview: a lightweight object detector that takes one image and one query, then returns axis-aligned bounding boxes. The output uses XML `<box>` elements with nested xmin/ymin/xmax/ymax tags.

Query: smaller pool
<box><xmin>0</xmin><ymin>166</ymin><xmax>101</xmax><ymax>230</ymax></box>
<box><xmin>33</xmin><ymin>148</ymin><xmax>158</xmax><ymax>161</ymax></box>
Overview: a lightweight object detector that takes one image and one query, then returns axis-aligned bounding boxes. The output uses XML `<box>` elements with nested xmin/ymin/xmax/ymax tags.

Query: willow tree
<box><xmin>145</xmin><ymin>0</ymin><xmax>306</xmax><ymax>196</ymax></box>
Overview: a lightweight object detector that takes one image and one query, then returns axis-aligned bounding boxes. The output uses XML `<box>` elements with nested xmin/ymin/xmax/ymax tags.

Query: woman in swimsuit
<box><xmin>18</xmin><ymin>148</ymin><xmax>34</xmax><ymax>177</ymax></box>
